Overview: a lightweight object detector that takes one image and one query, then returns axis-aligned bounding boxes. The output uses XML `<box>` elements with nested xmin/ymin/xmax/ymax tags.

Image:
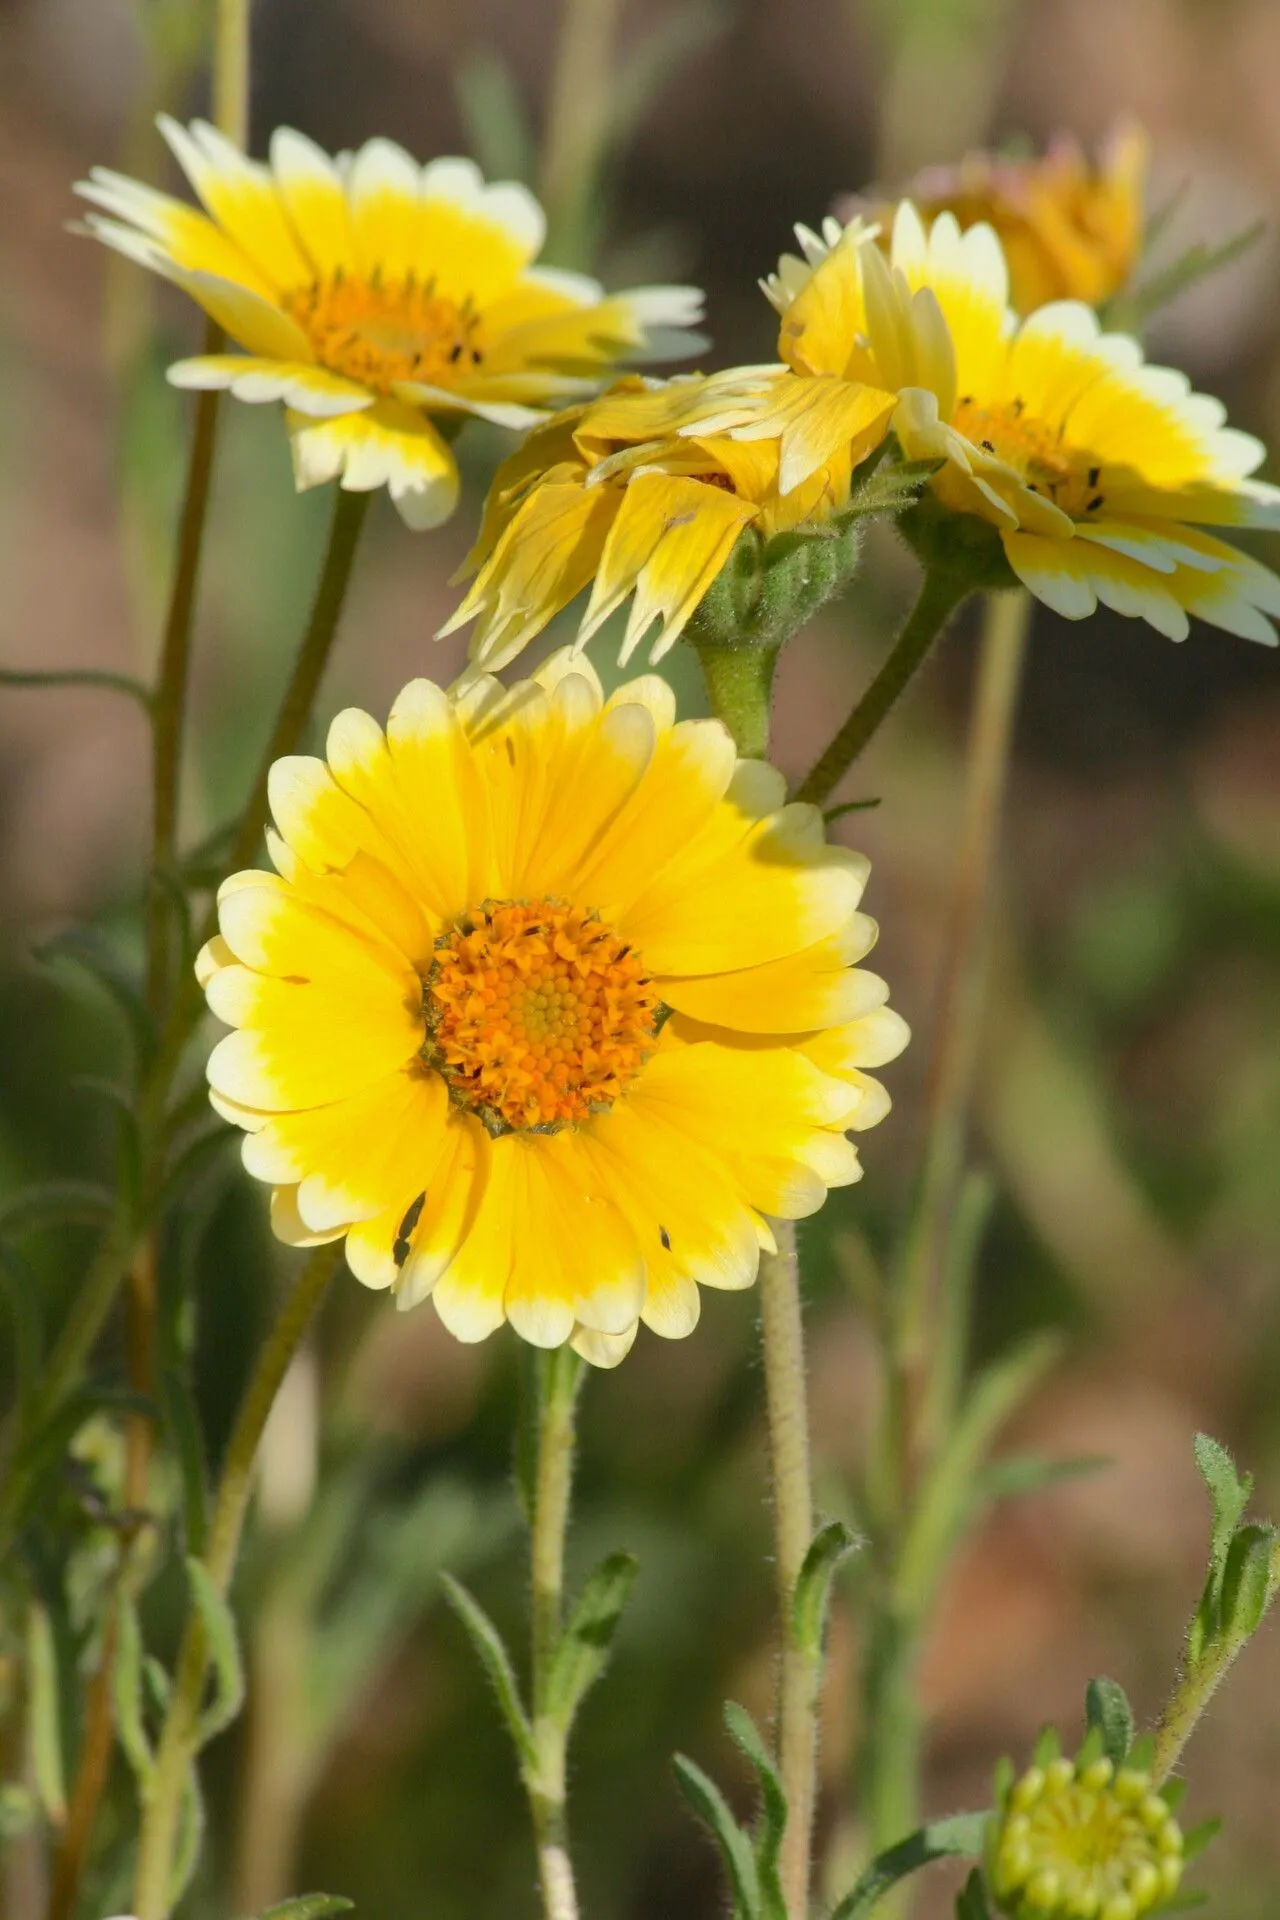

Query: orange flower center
<box><xmin>422</xmin><ymin>900</ymin><xmax>661</xmax><ymax>1135</ymax></box>
<box><xmin>953</xmin><ymin>395</ymin><xmax>1105</xmax><ymax>517</ymax></box>
<box><xmin>282</xmin><ymin>270</ymin><xmax>486</xmax><ymax>395</ymax></box>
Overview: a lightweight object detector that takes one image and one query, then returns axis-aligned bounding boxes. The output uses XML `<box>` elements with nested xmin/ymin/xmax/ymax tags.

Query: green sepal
<box><xmin>545</xmin><ymin>1551</ymin><xmax>638</xmax><ymax>1730</ymax></box>
<box><xmin>1181</xmin><ymin>1815</ymin><xmax>1223</xmax><ymax>1862</ymax></box>
<box><xmin>439</xmin><ymin>1573</ymin><xmax>536</xmax><ymax>1773</ymax></box>
<box><xmin>842</xmin><ymin>451</ymin><xmax>944</xmax><ymax>520</ymax></box>
<box><xmin>1031</xmin><ymin>1724</ymin><xmax>1062</xmax><ymax>1767</ymax></box>
<box><xmin>791</xmin><ymin>1518</ymin><xmax>859</xmax><ymax>1657</ymax></box>
<box><xmin>898</xmin><ymin>498</ymin><xmax>1020</xmax><ymax>592</ymax></box>
<box><xmin>1125</xmin><ymin>1733</ymin><xmax>1157</xmax><ymax>1772</ymax></box>
<box><xmin>954</xmin><ymin>1867</ymin><xmax>995</xmax><ymax>1920</ymax></box>
<box><xmin>185</xmin><ymin>1557</ymin><xmax>245</xmax><ymax>1745</ymax></box>
<box><xmin>829</xmin><ymin>1812</ymin><xmax>990</xmax><ymax>1920</ymax></box>
<box><xmin>672</xmin><ymin>1751</ymin><xmax>760</xmax><ymax>1920</ymax></box>
<box><xmin>1159</xmin><ymin>1777</ymin><xmax>1188</xmax><ymax>1813</ymax></box>
<box><xmin>722</xmin><ymin>1703</ymin><xmax>787</xmax><ymax>1917</ymax></box>
<box><xmin>1084</xmin><ymin>1676</ymin><xmax>1135</xmax><ymax>1769</ymax></box>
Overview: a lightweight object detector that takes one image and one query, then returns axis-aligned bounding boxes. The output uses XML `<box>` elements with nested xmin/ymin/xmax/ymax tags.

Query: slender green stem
<box><xmin>0</xmin><ymin>668</ymin><xmax>152</xmax><ymax>706</ymax></box>
<box><xmin>694</xmin><ymin>641</ymin><xmax>780</xmax><ymax>759</ymax></box>
<box><xmin>759</xmin><ymin>1220</ymin><xmax>818</xmax><ymax>1920</ymax></box>
<box><xmin>539</xmin><ymin>0</ymin><xmax>621</xmax><ymax>265</ymax></box>
<box><xmin>900</xmin><ymin>587</ymin><xmax>1030</xmax><ymax>1391</ymax></box>
<box><xmin>131</xmin><ymin>1246</ymin><xmax>339</xmax><ymax>1920</ymax></box>
<box><xmin>1153</xmin><ymin>1539</ymin><xmax>1280</xmax><ymax>1784</ymax></box>
<box><xmin>793</xmin><ymin>571</ymin><xmax>969</xmax><ymax>806</ymax></box>
<box><xmin>212</xmin><ymin>0</ymin><xmax>252</xmax><ymax>148</ymax></box>
<box><xmin>527</xmin><ymin>1346</ymin><xmax>584</xmax><ymax>1920</ymax></box>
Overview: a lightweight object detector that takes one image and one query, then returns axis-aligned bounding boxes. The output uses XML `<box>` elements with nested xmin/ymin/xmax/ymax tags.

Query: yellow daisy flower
<box><xmin>439</xmin><ymin>368</ymin><xmax>897</xmax><ymax>672</ymax></box>
<box><xmin>847</xmin><ymin>124</ymin><xmax>1148</xmax><ymax>315</ymax></box>
<box><xmin>761</xmin><ymin>202</ymin><xmax>1280</xmax><ymax>643</ymax></box>
<box><xmin>76</xmin><ymin>119</ymin><xmax>703</xmax><ymax>529</ymax></box>
<box><xmin>196</xmin><ymin>651</ymin><xmax>907</xmax><ymax>1365</ymax></box>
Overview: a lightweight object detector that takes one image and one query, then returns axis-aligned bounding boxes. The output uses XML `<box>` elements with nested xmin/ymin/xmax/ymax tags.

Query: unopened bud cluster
<box><xmin>988</xmin><ymin>1751</ymin><xmax>1184</xmax><ymax>1920</ymax></box>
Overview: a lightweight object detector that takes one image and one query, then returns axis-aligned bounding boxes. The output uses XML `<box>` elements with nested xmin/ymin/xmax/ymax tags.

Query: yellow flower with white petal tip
<box><xmin>761</xmin><ymin>202</ymin><xmax>1280</xmax><ymax>644</ymax></box>
<box><xmin>76</xmin><ymin>119</ymin><xmax>703</xmax><ymax>529</ymax></box>
<box><xmin>846</xmin><ymin>124</ymin><xmax>1149</xmax><ymax>316</ymax></box>
<box><xmin>196</xmin><ymin>650</ymin><xmax>907</xmax><ymax>1365</ymax></box>
<box><xmin>439</xmin><ymin>367</ymin><xmax>897</xmax><ymax>673</ymax></box>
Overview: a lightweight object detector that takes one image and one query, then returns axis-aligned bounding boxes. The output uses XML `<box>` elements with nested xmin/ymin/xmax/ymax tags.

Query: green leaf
<box><xmin>1182</xmin><ymin>1815</ymin><xmax>1223</xmax><ymax>1861</ymax></box>
<box><xmin>722</xmin><ymin>1704</ymin><xmax>786</xmax><ymax>1916</ymax></box>
<box><xmin>1194</xmin><ymin>1433</ymin><xmax>1252</xmax><ymax>1581</ymax></box>
<box><xmin>954</xmin><ymin>1867</ymin><xmax>994</xmax><ymax>1920</ymax></box>
<box><xmin>791</xmin><ymin>1519</ymin><xmax>858</xmax><ymax>1657</ymax></box>
<box><xmin>1220</xmin><ymin>1522</ymin><xmax>1277</xmax><ymax>1646</ymax></box>
<box><xmin>976</xmin><ymin>1452</ymin><xmax>1108</xmax><ymax>1503</ymax></box>
<box><xmin>25</xmin><ymin>1602</ymin><xmax>66</xmax><ymax>1823</ymax></box>
<box><xmin>0</xmin><ymin>1180</ymin><xmax>116</xmax><ymax>1241</ymax></box>
<box><xmin>453</xmin><ymin>50</ymin><xmax>533</xmax><ymax>184</ymax></box>
<box><xmin>254</xmin><ymin>1898</ymin><xmax>355</xmax><ymax>1920</ymax></box>
<box><xmin>1084</xmin><ymin>1676</ymin><xmax>1135</xmax><ymax>1768</ymax></box>
<box><xmin>610</xmin><ymin>1</ymin><xmax>731</xmax><ymax>149</ymax></box>
<box><xmin>1125</xmin><ymin>1733</ymin><xmax>1156</xmax><ymax>1772</ymax></box>
<box><xmin>440</xmin><ymin>1574</ymin><xmax>536</xmax><ymax>1772</ymax></box>
<box><xmin>672</xmin><ymin>1752</ymin><xmax>760</xmax><ymax>1920</ymax></box>
<box><xmin>829</xmin><ymin>1812</ymin><xmax>990</xmax><ymax>1919</ymax></box>
<box><xmin>185</xmin><ymin>1558</ymin><xmax>245</xmax><ymax>1745</ymax></box>
<box><xmin>0</xmin><ymin>665</ymin><xmax>152</xmax><ymax>708</ymax></box>
<box><xmin>0</xmin><ymin>1245</ymin><xmax>42</xmax><ymax>1425</ymax></box>
<box><xmin>1032</xmin><ymin>1725</ymin><xmax>1062</xmax><ymax>1767</ymax></box>
<box><xmin>1124</xmin><ymin>219</ymin><xmax>1266</xmax><ymax>329</ymax></box>
<box><xmin>156</xmin><ymin>1123</ymin><xmax>234</xmax><ymax>1212</ymax></box>
<box><xmin>169</xmin><ymin>1766</ymin><xmax>204</xmax><ymax>1908</ymax></box>
<box><xmin>8</xmin><ymin>1384</ymin><xmax>152</xmax><ymax>1529</ymax></box>
<box><xmin>844</xmin><ymin>454</ymin><xmax>945</xmax><ymax>520</ymax></box>
<box><xmin>37</xmin><ymin>927</ymin><xmax>157</xmax><ymax>1066</ymax></box>
<box><xmin>546</xmin><ymin>1551</ymin><xmax>638</xmax><ymax>1729</ymax></box>
<box><xmin>161</xmin><ymin>1367</ymin><xmax>208</xmax><ymax>1557</ymax></box>
<box><xmin>824</xmin><ymin>798</ymin><xmax>882</xmax><ymax>822</ymax></box>
<box><xmin>113</xmin><ymin>1595</ymin><xmax>156</xmax><ymax>1789</ymax></box>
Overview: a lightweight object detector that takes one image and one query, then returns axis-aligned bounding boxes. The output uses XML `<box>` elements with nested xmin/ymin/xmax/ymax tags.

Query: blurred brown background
<box><xmin>2</xmin><ymin>1</ymin><xmax>1280</xmax><ymax>1916</ymax></box>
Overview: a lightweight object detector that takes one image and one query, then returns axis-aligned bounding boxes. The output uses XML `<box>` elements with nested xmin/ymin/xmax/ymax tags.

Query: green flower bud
<box><xmin>987</xmin><ymin>1741</ymin><xmax>1184</xmax><ymax>1920</ymax></box>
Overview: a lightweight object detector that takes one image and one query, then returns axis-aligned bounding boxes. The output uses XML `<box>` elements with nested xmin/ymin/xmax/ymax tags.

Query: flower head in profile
<box><xmin>197</xmin><ymin>652</ymin><xmax>907</xmax><ymax>1365</ymax></box>
<box><xmin>845</xmin><ymin>124</ymin><xmax>1148</xmax><ymax>315</ymax></box>
<box><xmin>439</xmin><ymin>366</ymin><xmax>897</xmax><ymax>672</ymax></box>
<box><xmin>987</xmin><ymin>1732</ymin><xmax>1185</xmax><ymax>1920</ymax></box>
<box><xmin>763</xmin><ymin>202</ymin><xmax>1280</xmax><ymax>643</ymax></box>
<box><xmin>76</xmin><ymin>120</ymin><xmax>703</xmax><ymax>528</ymax></box>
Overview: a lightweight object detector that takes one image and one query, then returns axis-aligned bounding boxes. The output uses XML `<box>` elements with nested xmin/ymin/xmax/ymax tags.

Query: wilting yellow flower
<box><xmin>197</xmin><ymin>651</ymin><xmax>907</xmax><ymax>1364</ymax></box>
<box><xmin>76</xmin><ymin>119</ymin><xmax>702</xmax><ymax>528</ymax></box>
<box><xmin>988</xmin><ymin>1748</ymin><xmax>1184</xmax><ymax>1920</ymax></box>
<box><xmin>763</xmin><ymin>203</ymin><xmax>1280</xmax><ymax>643</ymax></box>
<box><xmin>440</xmin><ymin>367</ymin><xmax>896</xmax><ymax>671</ymax></box>
<box><xmin>855</xmin><ymin>125</ymin><xmax>1148</xmax><ymax>315</ymax></box>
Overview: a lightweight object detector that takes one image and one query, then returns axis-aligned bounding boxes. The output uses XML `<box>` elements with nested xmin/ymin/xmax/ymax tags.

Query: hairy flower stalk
<box><xmin>528</xmin><ymin>1347</ymin><xmax>586</xmax><ymax>1920</ymax></box>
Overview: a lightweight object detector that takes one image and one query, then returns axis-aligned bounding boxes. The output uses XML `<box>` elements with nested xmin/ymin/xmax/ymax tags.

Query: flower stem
<box><xmin>694</xmin><ymin>640</ymin><xmax>781</xmax><ymax>759</ymax></box>
<box><xmin>793</xmin><ymin>570</ymin><xmax>969</xmax><ymax>806</ymax></box>
<box><xmin>539</xmin><ymin>0</ymin><xmax>621</xmax><ymax>266</ymax></box>
<box><xmin>212</xmin><ymin>0</ymin><xmax>252</xmax><ymax>148</ymax></box>
<box><xmin>760</xmin><ymin>1220</ymin><xmax>819</xmax><ymax>1920</ymax></box>
<box><xmin>132</xmin><ymin>1245</ymin><xmax>339</xmax><ymax>1920</ymax></box>
<box><xmin>527</xmin><ymin>1345</ymin><xmax>584</xmax><ymax>1920</ymax></box>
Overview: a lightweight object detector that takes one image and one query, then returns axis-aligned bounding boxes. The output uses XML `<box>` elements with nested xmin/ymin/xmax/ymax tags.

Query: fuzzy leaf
<box><xmin>25</xmin><ymin>1602</ymin><xmax>66</xmax><ymax>1824</ymax></box>
<box><xmin>113</xmin><ymin>1595</ymin><xmax>156</xmax><ymax>1789</ymax></box>
<box><xmin>255</xmin><ymin>1898</ymin><xmax>355</xmax><ymax>1920</ymax></box>
<box><xmin>723</xmin><ymin>1703</ymin><xmax>786</xmax><ymax>1916</ymax></box>
<box><xmin>440</xmin><ymin>1573</ymin><xmax>536</xmax><ymax>1772</ymax></box>
<box><xmin>830</xmin><ymin>1812</ymin><xmax>990</xmax><ymax>1919</ymax></box>
<box><xmin>185</xmin><ymin>1558</ymin><xmax>245</xmax><ymax>1745</ymax></box>
<box><xmin>791</xmin><ymin>1519</ymin><xmax>858</xmax><ymax>1657</ymax></box>
<box><xmin>1194</xmin><ymin>1433</ymin><xmax>1252</xmax><ymax>1579</ymax></box>
<box><xmin>954</xmin><ymin>1867</ymin><xmax>994</xmax><ymax>1920</ymax></box>
<box><xmin>672</xmin><ymin>1751</ymin><xmax>760</xmax><ymax>1919</ymax></box>
<box><xmin>1084</xmin><ymin>1676</ymin><xmax>1135</xmax><ymax>1769</ymax></box>
<box><xmin>546</xmin><ymin>1551</ymin><xmax>638</xmax><ymax>1730</ymax></box>
<box><xmin>1220</xmin><ymin>1522</ymin><xmax>1277</xmax><ymax>1646</ymax></box>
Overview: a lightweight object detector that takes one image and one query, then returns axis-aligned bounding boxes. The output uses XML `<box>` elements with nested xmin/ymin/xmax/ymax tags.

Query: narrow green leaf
<box><xmin>169</xmin><ymin>1766</ymin><xmax>204</xmax><ymax>1908</ymax></box>
<box><xmin>722</xmin><ymin>1704</ymin><xmax>786</xmax><ymax>1917</ymax></box>
<box><xmin>611</xmin><ymin>0</ymin><xmax>729</xmax><ymax>147</ymax></box>
<box><xmin>440</xmin><ymin>1574</ymin><xmax>536</xmax><ymax>1772</ymax></box>
<box><xmin>546</xmin><ymin>1551</ymin><xmax>638</xmax><ymax>1729</ymax></box>
<box><xmin>453</xmin><ymin>50</ymin><xmax>533</xmax><ymax>183</ymax></box>
<box><xmin>824</xmin><ymin>798</ymin><xmax>882</xmax><ymax>822</ymax></box>
<box><xmin>844</xmin><ymin>455</ymin><xmax>945</xmax><ymax>520</ymax></box>
<box><xmin>0</xmin><ymin>1244</ymin><xmax>42</xmax><ymax>1425</ymax></box>
<box><xmin>1032</xmin><ymin>1725</ymin><xmax>1062</xmax><ymax>1767</ymax></box>
<box><xmin>162</xmin><ymin>1367</ymin><xmax>209</xmax><ymax>1557</ymax></box>
<box><xmin>0</xmin><ymin>1180</ymin><xmax>116</xmax><ymax>1240</ymax></box>
<box><xmin>113</xmin><ymin>1595</ymin><xmax>156</xmax><ymax>1789</ymax></box>
<box><xmin>0</xmin><ymin>666</ymin><xmax>153</xmax><ymax>708</ymax></box>
<box><xmin>156</xmin><ymin>1123</ymin><xmax>234</xmax><ymax>1213</ymax></box>
<box><xmin>829</xmin><ymin>1812</ymin><xmax>990</xmax><ymax>1919</ymax></box>
<box><xmin>1182</xmin><ymin>1815</ymin><xmax>1223</xmax><ymax>1861</ymax></box>
<box><xmin>1084</xmin><ymin>1677</ymin><xmax>1135</xmax><ymax>1769</ymax></box>
<box><xmin>791</xmin><ymin>1519</ymin><xmax>859</xmax><ymax>1657</ymax></box>
<box><xmin>254</xmin><ymin>1897</ymin><xmax>355</xmax><ymax>1920</ymax></box>
<box><xmin>1126</xmin><ymin>219</ymin><xmax>1266</xmax><ymax>328</ymax></box>
<box><xmin>25</xmin><ymin>1602</ymin><xmax>66</xmax><ymax>1823</ymax></box>
<box><xmin>976</xmin><ymin>1452</ymin><xmax>1108</xmax><ymax>1503</ymax></box>
<box><xmin>1125</xmin><ymin>1733</ymin><xmax>1156</xmax><ymax>1772</ymax></box>
<box><xmin>37</xmin><ymin>927</ymin><xmax>157</xmax><ymax>1065</ymax></box>
<box><xmin>185</xmin><ymin>1558</ymin><xmax>245</xmax><ymax>1745</ymax></box>
<box><xmin>1159</xmin><ymin>1776</ymin><xmax>1189</xmax><ymax>1813</ymax></box>
<box><xmin>954</xmin><ymin>1867</ymin><xmax>994</xmax><ymax>1920</ymax></box>
<box><xmin>1193</xmin><ymin>1432</ymin><xmax>1252</xmax><ymax>1581</ymax></box>
<box><xmin>1220</xmin><ymin>1522</ymin><xmax>1277</xmax><ymax>1646</ymax></box>
<box><xmin>672</xmin><ymin>1752</ymin><xmax>761</xmax><ymax>1920</ymax></box>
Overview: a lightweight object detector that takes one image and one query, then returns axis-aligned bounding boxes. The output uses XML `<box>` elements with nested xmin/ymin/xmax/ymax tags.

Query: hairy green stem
<box><xmin>760</xmin><ymin>1220</ymin><xmax>819</xmax><ymax>1920</ymax></box>
<box><xmin>527</xmin><ymin>1346</ymin><xmax>584</xmax><ymax>1920</ymax></box>
<box><xmin>1153</xmin><ymin>1538</ymin><xmax>1280</xmax><ymax>1784</ymax></box>
<box><xmin>793</xmin><ymin>571</ymin><xmax>969</xmax><ymax>806</ymax></box>
<box><xmin>694</xmin><ymin>640</ymin><xmax>780</xmax><ymax>759</ymax></box>
<box><xmin>131</xmin><ymin>1246</ymin><xmax>339</xmax><ymax>1920</ymax></box>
